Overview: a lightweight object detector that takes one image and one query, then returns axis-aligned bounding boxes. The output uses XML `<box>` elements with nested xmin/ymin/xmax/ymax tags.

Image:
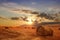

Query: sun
<box><xmin>25</xmin><ymin>16</ymin><xmax>37</xmax><ymax>25</ymax></box>
<box><xmin>26</xmin><ymin>17</ymin><xmax>33</xmax><ymax>25</ymax></box>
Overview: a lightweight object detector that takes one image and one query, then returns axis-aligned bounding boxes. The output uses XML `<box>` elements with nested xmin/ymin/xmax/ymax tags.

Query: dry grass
<box><xmin>0</xmin><ymin>25</ymin><xmax>60</xmax><ymax>40</ymax></box>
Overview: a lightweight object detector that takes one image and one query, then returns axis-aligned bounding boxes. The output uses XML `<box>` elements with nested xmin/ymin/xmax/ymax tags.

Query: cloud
<box><xmin>32</xmin><ymin>2</ymin><xmax>36</xmax><ymax>5</ymax></box>
<box><xmin>0</xmin><ymin>2</ymin><xmax>39</xmax><ymax>18</ymax></box>
<box><xmin>1</xmin><ymin>2</ymin><xmax>36</xmax><ymax>10</ymax></box>
<box><xmin>1</xmin><ymin>3</ymin><xmax>40</xmax><ymax>18</ymax></box>
<box><xmin>0</xmin><ymin>2</ymin><xmax>60</xmax><ymax>15</ymax></box>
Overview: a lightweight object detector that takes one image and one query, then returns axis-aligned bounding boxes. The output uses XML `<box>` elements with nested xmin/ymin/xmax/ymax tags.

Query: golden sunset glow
<box><xmin>26</xmin><ymin>17</ymin><xmax>33</xmax><ymax>25</ymax></box>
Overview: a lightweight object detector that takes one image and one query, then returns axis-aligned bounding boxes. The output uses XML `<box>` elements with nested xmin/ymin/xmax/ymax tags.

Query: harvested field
<box><xmin>0</xmin><ymin>24</ymin><xmax>60</xmax><ymax>40</ymax></box>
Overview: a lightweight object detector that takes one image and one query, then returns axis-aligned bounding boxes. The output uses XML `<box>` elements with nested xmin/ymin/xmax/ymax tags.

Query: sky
<box><xmin>0</xmin><ymin>0</ymin><xmax>60</xmax><ymax>17</ymax></box>
<box><xmin>0</xmin><ymin>0</ymin><xmax>60</xmax><ymax>8</ymax></box>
